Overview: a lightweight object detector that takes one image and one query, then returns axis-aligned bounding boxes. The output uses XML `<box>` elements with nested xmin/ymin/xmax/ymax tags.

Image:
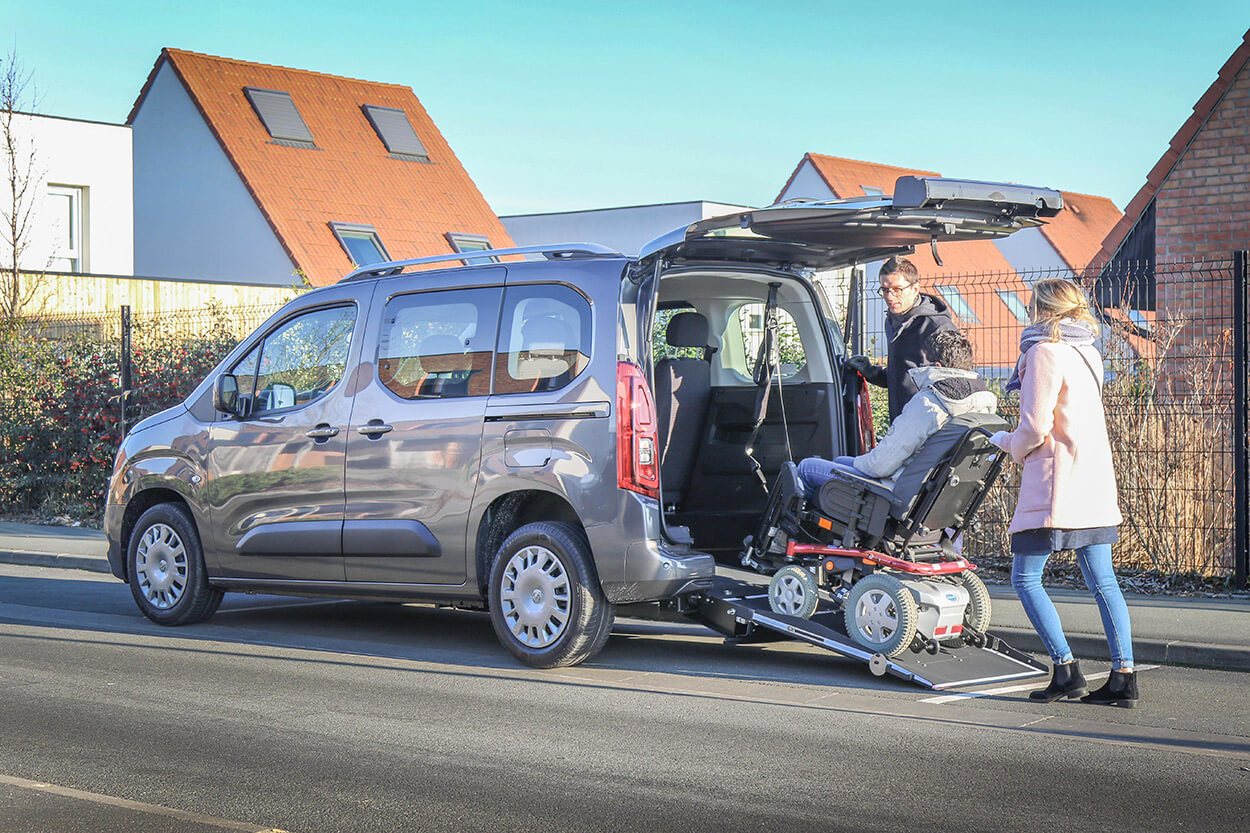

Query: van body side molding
<box><xmin>237</xmin><ymin>521</ymin><xmax>342</xmax><ymax>556</ymax></box>
<box><xmin>343</xmin><ymin>519</ymin><xmax>441</xmax><ymax>558</ymax></box>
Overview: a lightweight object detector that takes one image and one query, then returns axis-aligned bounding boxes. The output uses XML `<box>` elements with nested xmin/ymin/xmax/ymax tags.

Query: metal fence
<box><xmin>844</xmin><ymin>254</ymin><xmax>1247</xmax><ymax>587</ymax></box>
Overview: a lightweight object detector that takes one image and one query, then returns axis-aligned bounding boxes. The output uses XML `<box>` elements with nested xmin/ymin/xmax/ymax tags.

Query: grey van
<box><xmin>104</xmin><ymin>177</ymin><xmax>1061</xmax><ymax>668</ymax></box>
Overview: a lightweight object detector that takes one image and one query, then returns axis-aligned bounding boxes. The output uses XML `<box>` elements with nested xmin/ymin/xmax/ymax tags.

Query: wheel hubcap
<box><xmin>853</xmin><ymin>589</ymin><xmax>899</xmax><ymax>645</ymax></box>
<box><xmin>500</xmin><ymin>545</ymin><xmax>571</xmax><ymax>648</ymax></box>
<box><xmin>771</xmin><ymin>574</ymin><xmax>808</xmax><ymax>616</ymax></box>
<box><xmin>135</xmin><ymin>523</ymin><xmax>188</xmax><ymax>610</ymax></box>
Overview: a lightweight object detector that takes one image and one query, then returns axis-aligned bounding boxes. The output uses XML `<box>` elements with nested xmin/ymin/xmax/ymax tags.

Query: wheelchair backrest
<box><xmin>889</xmin><ymin>412</ymin><xmax>1009</xmax><ymax>531</ymax></box>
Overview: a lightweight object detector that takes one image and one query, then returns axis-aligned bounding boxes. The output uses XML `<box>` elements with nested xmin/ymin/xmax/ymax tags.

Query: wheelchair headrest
<box><xmin>889</xmin><ymin>412</ymin><xmax>1009</xmax><ymax>513</ymax></box>
<box><xmin>666</xmin><ymin>311</ymin><xmax>710</xmax><ymax>348</ymax></box>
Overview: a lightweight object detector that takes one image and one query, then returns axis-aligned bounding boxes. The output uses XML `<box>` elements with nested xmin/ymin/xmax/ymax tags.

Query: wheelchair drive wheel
<box><xmin>955</xmin><ymin>569</ymin><xmax>992</xmax><ymax>636</ymax></box>
<box><xmin>844</xmin><ymin>574</ymin><xmax>918</xmax><ymax>658</ymax></box>
<box><xmin>768</xmin><ymin>565</ymin><xmax>820</xmax><ymax>619</ymax></box>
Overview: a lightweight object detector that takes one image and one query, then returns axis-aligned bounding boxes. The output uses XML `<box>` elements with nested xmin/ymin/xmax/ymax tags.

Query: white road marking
<box><xmin>0</xmin><ymin>773</ymin><xmax>290</xmax><ymax>831</ymax></box>
<box><xmin>919</xmin><ymin>664</ymin><xmax>1158</xmax><ymax>704</ymax></box>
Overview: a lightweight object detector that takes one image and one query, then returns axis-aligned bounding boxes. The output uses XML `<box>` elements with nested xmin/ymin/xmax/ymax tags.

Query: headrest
<box><xmin>521</xmin><ymin>315</ymin><xmax>574</xmax><ymax>356</ymax></box>
<box><xmin>666</xmin><ymin>311</ymin><xmax>710</xmax><ymax>348</ymax></box>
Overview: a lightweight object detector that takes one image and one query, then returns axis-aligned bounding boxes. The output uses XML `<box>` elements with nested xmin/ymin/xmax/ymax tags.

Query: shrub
<box><xmin>0</xmin><ymin>304</ymin><xmax>272</xmax><ymax>521</ymax></box>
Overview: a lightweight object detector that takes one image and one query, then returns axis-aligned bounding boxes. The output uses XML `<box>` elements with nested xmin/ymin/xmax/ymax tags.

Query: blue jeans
<box><xmin>1011</xmin><ymin>543</ymin><xmax>1135</xmax><ymax>670</ymax></box>
<box><xmin>797</xmin><ymin>456</ymin><xmax>858</xmax><ymax>501</ymax></box>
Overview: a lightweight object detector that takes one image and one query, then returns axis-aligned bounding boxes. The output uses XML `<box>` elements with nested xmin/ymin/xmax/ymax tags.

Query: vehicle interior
<box><xmin>649</xmin><ymin>269</ymin><xmax>848</xmax><ymax>559</ymax></box>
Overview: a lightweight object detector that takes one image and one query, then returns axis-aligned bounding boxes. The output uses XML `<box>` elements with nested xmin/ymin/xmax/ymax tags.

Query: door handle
<box><xmin>305</xmin><ymin>425</ymin><xmax>340</xmax><ymax>440</ymax></box>
<box><xmin>357</xmin><ymin>421</ymin><xmax>394</xmax><ymax>438</ymax></box>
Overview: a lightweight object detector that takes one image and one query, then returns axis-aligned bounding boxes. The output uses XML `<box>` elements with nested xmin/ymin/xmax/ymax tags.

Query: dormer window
<box><xmin>447</xmin><ymin>232</ymin><xmax>497</xmax><ymax>265</ymax></box>
<box><xmin>244</xmin><ymin>87</ymin><xmax>315</xmax><ymax>147</ymax></box>
<box><xmin>936</xmin><ymin>285</ymin><xmax>981</xmax><ymax>325</ymax></box>
<box><xmin>362</xmin><ymin>105</ymin><xmax>430</xmax><ymax>162</ymax></box>
<box><xmin>330</xmin><ymin>222</ymin><xmax>390</xmax><ymax>267</ymax></box>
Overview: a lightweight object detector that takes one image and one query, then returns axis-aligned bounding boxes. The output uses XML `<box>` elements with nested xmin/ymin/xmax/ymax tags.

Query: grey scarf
<box><xmin>1005</xmin><ymin>320</ymin><xmax>1097</xmax><ymax>393</ymax></box>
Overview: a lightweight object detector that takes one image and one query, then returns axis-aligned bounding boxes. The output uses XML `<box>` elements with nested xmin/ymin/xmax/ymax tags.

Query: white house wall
<box><xmin>131</xmin><ymin>61</ymin><xmax>295</xmax><ymax>285</ymax></box>
<box><xmin>777</xmin><ymin>159</ymin><xmax>834</xmax><ymax>203</ymax></box>
<box><xmin>10</xmin><ymin>113</ymin><xmax>133</xmax><ymax>275</ymax></box>
<box><xmin>501</xmin><ymin>201</ymin><xmax>748</xmax><ymax>257</ymax></box>
<box><xmin>992</xmin><ymin>227</ymin><xmax>1072</xmax><ymax>278</ymax></box>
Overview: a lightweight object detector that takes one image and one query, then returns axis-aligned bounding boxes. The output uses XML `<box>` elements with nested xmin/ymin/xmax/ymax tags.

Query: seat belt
<box><xmin>746</xmin><ymin>283</ymin><xmax>782</xmax><ymax>489</ymax></box>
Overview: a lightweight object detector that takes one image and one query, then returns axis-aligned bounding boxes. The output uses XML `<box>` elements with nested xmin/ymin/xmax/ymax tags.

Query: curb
<box><xmin>990</xmin><ymin>626</ymin><xmax>1250</xmax><ymax>673</ymax></box>
<box><xmin>3</xmin><ymin>550</ymin><xmax>1248</xmax><ymax>672</ymax></box>
<box><xmin>0</xmin><ymin>550</ymin><xmax>112</xmax><ymax>575</ymax></box>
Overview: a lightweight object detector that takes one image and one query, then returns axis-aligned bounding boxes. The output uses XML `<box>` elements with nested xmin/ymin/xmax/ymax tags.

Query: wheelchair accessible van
<box><xmin>676</xmin><ymin>413</ymin><xmax>1049</xmax><ymax>690</ymax></box>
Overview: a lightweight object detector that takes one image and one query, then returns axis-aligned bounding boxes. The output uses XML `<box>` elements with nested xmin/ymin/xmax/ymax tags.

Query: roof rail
<box><xmin>338</xmin><ymin>243</ymin><xmax>623</xmax><ymax>283</ymax></box>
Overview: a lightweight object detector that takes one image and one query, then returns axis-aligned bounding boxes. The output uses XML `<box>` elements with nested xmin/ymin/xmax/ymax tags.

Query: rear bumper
<box><xmin>601</xmin><ymin>539</ymin><xmax>716</xmax><ymax>604</ymax></box>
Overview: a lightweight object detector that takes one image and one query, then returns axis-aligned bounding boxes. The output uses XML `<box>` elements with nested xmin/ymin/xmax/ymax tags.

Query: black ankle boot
<box><xmin>1081</xmin><ymin>670</ymin><xmax>1139</xmax><ymax>708</ymax></box>
<box><xmin>1029</xmin><ymin>660</ymin><xmax>1088</xmax><ymax>702</ymax></box>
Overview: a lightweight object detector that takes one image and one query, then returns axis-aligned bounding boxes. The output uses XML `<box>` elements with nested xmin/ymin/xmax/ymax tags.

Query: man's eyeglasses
<box><xmin>877</xmin><ymin>284</ymin><xmax>917</xmax><ymax>297</ymax></box>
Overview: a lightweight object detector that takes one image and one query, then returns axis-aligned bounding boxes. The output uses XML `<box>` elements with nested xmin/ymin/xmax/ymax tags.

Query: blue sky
<box><xmin>4</xmin><ymin>1</ymin><xmax>1248</xmax><ymax>214</ymax></box>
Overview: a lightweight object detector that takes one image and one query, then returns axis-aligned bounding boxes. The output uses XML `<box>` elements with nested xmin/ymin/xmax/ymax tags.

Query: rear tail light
<box><xmin>616</xmin><ymin>361</ymin><xmax>660</xmax><ymax>499</ymax></box>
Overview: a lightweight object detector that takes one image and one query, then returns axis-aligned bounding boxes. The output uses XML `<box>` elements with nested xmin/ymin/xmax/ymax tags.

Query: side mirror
<box><xmin>215</xmin><ymin>374</ymin><xmax>241</xmax><ymax>416</ymax></box>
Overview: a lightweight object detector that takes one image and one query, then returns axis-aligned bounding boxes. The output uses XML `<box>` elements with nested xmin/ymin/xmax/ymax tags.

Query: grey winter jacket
<box><xmin>860</xmin><ymin>293</ymin><xmax>958</xmax><ymax>423</ymax></box>
<box><xmin>853</xmin><ymin>366</ymin><xmax>997</xmax><ymax>486</ymax></box>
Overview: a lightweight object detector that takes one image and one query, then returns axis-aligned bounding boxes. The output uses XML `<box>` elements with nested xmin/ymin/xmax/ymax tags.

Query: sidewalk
<box><xmin>2</xmin><ymin>520</ymin><xmax>1247</xmax><ymax>671</ymax></box>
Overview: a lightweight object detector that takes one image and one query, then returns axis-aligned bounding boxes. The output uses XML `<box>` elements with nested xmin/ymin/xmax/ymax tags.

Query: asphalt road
<box><xmin>1</xmin><ymin>563</ymin><xmax>1247</xmax><ymax>833</ymax></box>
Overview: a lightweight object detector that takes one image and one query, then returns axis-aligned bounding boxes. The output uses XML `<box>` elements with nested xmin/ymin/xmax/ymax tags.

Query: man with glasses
<box><xmin>846</xmin><ymin>256</ymin><xmax>957</xmax><ymax>424</ymax></box>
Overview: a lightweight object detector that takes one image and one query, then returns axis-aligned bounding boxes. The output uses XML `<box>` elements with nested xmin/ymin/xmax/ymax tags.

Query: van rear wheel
<box><xmin>488</xmin><ymin>522</ymin><xmax>614</xmax><ymax>668</ymax></box>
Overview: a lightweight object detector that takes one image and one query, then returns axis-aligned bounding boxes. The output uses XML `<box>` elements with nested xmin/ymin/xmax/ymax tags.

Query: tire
<box><xmin>844</xmin><ymin>574</ymin><xmax>918</xmax><ymax>658</ymax></box>
<box><xmin>127</xmin><ymin>503</ymin><xmax>223</xmax><ymax>626</ymax></box>
<box><xmin>487</xmin><ymin>522</ymin><xmax>614</xmax><ymax>669</ymax></box>
<box><xmin>955</xmin><ymin>570</ymin><xmax>993</xmax><ymax>635</ymax></box>
<box><xmin>768</xmin><ymin>565</ymin><xmax>820</xmax><ymax>619</ymax></box>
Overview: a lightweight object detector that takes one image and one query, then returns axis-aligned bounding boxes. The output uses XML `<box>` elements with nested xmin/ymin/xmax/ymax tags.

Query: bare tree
<box><xmin>1</xmin><ymin>47</ymin><xmax>43</xmax><ymax>323</ymax></box>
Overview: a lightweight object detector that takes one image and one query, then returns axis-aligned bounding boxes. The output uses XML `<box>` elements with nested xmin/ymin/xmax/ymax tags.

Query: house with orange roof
<box><xmin>775</xmin><ymin>153</ymin><xmax>1120</xmax><ymax>377</ymax></box>
<box><xmin>128</xmin><ymin>49</ymin><xmax>513</xmax><ymax>288</ymax></box>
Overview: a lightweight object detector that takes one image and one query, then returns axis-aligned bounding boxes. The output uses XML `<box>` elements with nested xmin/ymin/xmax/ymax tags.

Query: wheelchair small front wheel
<box><xmin>768</xmin><ymin>565</ymin><xmax>820</xmax><ymax>619</ymax></box>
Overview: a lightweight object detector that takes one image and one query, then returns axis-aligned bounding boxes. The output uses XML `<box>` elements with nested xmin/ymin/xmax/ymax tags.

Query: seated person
<box><xmin>798</xmin><ymin>329</ymin><xmax>997</xmax><ymax>499</ymax></box>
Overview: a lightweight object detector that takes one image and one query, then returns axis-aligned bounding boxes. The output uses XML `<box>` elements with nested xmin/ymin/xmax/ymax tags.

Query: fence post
<box><xmin>1234</xmin><ymin>251</ymin><xmax>1249</xmax><ymax>590</ymax></box>
<box><xmin>120</xmin><ymin>305</ymin><xmax>131</xmax><ymax>437</ymax></box>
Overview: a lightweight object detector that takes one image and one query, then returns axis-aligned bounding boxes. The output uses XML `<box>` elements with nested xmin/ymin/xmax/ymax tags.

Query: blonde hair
<box><xmin>1029</xmin><ymin>279</ymin><xmax>1099</xmax><ymax>340</ymax></box>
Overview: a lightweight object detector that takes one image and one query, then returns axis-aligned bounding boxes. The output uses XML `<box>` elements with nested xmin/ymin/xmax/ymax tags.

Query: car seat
<box><xmin>514</xmin><ymin>315</ymin><xmax>578</xmax><ymax>392</ymax></box>
<box><xmin>654</xmin><ymin>312</ymin><xmax>713</xmax><ymax>507</ymax></box>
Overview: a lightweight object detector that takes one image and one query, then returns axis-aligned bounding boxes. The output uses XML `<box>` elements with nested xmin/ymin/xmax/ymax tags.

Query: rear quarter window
<box><xmin>495</xmin><ymin>284</ymin><xmax>592</xmax><ymax>395</ymax></box>
<box><xmin>733</xmin><ymin>302</ymin><xmax>807</xmax><ymax>379</ymax></box>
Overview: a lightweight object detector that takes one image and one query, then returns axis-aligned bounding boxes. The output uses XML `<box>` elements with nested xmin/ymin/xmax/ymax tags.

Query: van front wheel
<box><xmin>488</xmin><ymin>522</ymin><xmax>613</xmax><ymax>668</ymax></box>
<box><xmin>127</xmin><ymin>503</ymin><xmax>223</xmax><ymax>626</ymax></box>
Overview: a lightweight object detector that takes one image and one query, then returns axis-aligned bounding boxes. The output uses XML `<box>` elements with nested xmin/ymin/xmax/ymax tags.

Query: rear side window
<box><xmin>495</xmin><ymin>284</ymin><xmax>592</xmax><ymax>395</ymax></box>
<box><xmin>377</xmin><ymin>287</ymin><xmax>502</xmax><ymax>399</ymax></box>
<box><xmin>231</xmin><ymin>305</ymin><xmax>356</xmax><ymax>416</ymax></box>
<box><xmin>736</xmin><ymin>302</ymin><xmax>807</xmax><ymax>378</ymax></box>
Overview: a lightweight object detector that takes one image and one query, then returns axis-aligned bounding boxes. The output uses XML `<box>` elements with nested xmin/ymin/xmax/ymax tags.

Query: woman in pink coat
<box><xmin>991</xmin><ymin>279</ymin><xmax>1138</xmax><ymax>708</ymax></box>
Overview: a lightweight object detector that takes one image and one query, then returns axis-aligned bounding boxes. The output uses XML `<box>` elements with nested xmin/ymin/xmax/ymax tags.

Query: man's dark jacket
<box><xmin>859</xmin><ymin>292</ymin><xmax>958</xmax><ymax>423</ymax></box>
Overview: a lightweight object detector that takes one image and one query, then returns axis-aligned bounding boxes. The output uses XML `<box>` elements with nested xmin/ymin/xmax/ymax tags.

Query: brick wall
<box><xmin>1156</xmin><ymin>56</ymin><xmax>1250</xmax><ymax>360</ymax></box>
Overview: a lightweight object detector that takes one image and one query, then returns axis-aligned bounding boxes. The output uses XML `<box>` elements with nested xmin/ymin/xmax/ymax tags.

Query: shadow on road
<box><xmin>0</xmin><ymin>571</ymin><xmax>910</xmax><ymax>694</ymax></box>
